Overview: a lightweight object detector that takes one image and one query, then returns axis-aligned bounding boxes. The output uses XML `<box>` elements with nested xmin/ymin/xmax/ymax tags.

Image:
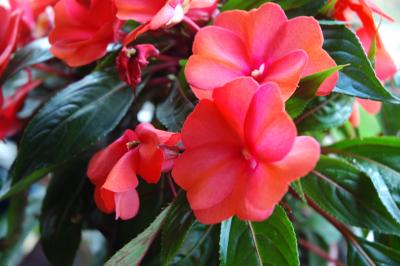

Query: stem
<box><xmin>167</xmin><ymin>175</ymin><xmax>177</xmax><ymax>198</ymax></box>
<box><xmin>299</xmin><ymin>239</ymin><xmax>343</xmax><ymax>266</ymax></box>
<box><xmin>183</xmin><ymin>16</ymin><xmax>201</xmax><ymax>32</ymax></box>
<box><xmin>289</xmin><ymin>188</ymin><xmax>376</xmax><ymax>266</ymax></box>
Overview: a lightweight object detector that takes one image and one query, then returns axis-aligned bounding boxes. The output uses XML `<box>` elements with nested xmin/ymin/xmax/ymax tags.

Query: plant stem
<box><xmin>183</xmin><ymin>16</ymin><xmax>201</xmax><ymax>32</ymax></box>
<box><xmin>299</xmin><ymin>239</ymin><xmax>343</xmax><ymax>266</ymax></box>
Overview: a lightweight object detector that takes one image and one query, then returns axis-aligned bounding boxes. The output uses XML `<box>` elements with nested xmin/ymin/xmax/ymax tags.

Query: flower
<box><xmin>0</xmin><ymin>79</ymin><xmax>42</xmax><ymax>139</ymax></box>
<box><xmin>49</xmin><ymin>0</ymin><xmax>118</xmax><ymax>67</ymax></box>
<box><xmin>333</xmin><ymin>0</ymin><xmax>397</xmax><ymax>81</ymax></box>
<box><xmin>87</xmin><ymin>123</ymin><xmax>180</xmax><ymax>220</ymax></box>
<box><xmin>115</xmin><ymin>0</ymin><xmax>217</xmax><ymax>44</ymax></box>
<box><xmin>116</xmin><ymin>44</ymin><xmax>160</xmax><ymax>89</ymax></box>
<box><xmin>349</xmin><ymin>98</ymin><xmax>381</xmax><ymax>127</ymax></box>
<box><xmin>185</xmin><ymin>2</ymin><xmax>338</xmax><ymax>100</ymax></box>
<box><xmin>0</xmin><ymin>2</ymin><xmax>21</xmax><ymax>77</ymax></box>
<box><xmin>172</xmin><ymin>78</ymin><xmax>320</xmax><ymax>224</ymax></box>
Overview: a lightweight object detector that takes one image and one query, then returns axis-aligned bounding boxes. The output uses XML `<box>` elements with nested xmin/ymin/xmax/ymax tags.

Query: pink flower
<box><xmin>172</xmin><ymin>78</ymin><xmax>320</xmax><ymax>224</ymax></box>
<box><xmin>49</xmin><ymin>0</ymin><xmax>118</xmax><ymax>67</ymax></box>
<box><xmin>185</xmin><ymin>2</ymin><xmax>338</xmax><ymax>100</ymax></box>
<box><xmin>87</xmin><ymin>123</ymin><xmax>180</xmax><ymax>220</ymax></box>
<box><xmin>115</xmin><ymin>0</ymin><xmax>217</xmax><ymax>44</ymax></box>
<box><xmin>349</xmin><ymin>98</ymin><xmax>381</xmax><ymax>128</ymax></box>
<box><xmin>333</xmin><ymin>0</ymin><xmax>397</xmax><ymax>81</ymax></box>
<box><xmin>0</xmin><ymin>79</ymin><xmax>42</xmax><ymax>139</ymax></box>
<box><xmin>0</xmin><ymin>2</ymin><xmax>21</xmax><ymax>77</ymax></box>
<box><xmin>116</xmin><ymin>44</ymin><xmax>160</xmax><ymax>89</ymax></box>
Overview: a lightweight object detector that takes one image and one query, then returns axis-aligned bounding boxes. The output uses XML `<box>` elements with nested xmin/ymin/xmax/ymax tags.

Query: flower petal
<box><xmin>102</xmin><ymin>149</ymin><xmax>139</xmax><ymax>193</ymax></box>
<box><xmin>138</xmin><ymin>144</ymin><xmax>164</xmax><ymax>183</ymax></box>
<box><xmin>244</xmin><ymin>84</ymin><xmax>296</xmax><ymax>162</ymax></box>
<box><xmin>357</xmin><ymin>98</ymin><xmax>382</xmax><ymax>114</ymax></box>
<box><xmin>115</xmin><ymin>0</ymin><xmax>164</xmax><ymax>22</ymax></box>
<box><xmin>114</xmin><ymin>189</ymin><xmax>140</xmax><ymax>220</ymax></box>
<box><xmin>94</xmin><ymin>187</ymin><xmax>115</xmax><ymax>213</ymax></box>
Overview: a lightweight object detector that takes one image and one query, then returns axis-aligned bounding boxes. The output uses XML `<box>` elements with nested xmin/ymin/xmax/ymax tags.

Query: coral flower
<box><xmin>87</xmin><ymin>123</ymin><xmax>180</xmax><ymax>220</ymax></box>
<box><xmin>172</xmin><ymin>78</ymin><xmax>320</xmax><ymax>224</ymax></box>
<box><xmin>0</xmin><ymin>2</ymin><xmax>21</xmax><ymax>77</ymax></box>
<box><xmin>349</xmin><ymin>98</ymin><xmax>381</xmax><ymax>128</ymax></box>
<box><xmin>185</xmin><ymin>2</ymin><xmax>338</xmax><ymax>100</ymax></box>
<box><xmin>115</xmin><ymin>0</ymin><xmax>217</xmax><ymax>44</ymax></box>
<box><xmin>49</xmin><ymin>0</ymin><xmax>118</xmax><ymax>67</ymax></box>
<box><xmin>333</xmin><ymin>0</ymin><xmax>397</xmax><ymax>81</ymax></box>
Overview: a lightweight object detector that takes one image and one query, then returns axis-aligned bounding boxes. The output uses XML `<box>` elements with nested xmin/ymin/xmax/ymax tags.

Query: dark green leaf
<box><xmin>347</xmin><ymin>237</ymin><xmax>400</xmax><ymax>266</ymax></box>
<box><xmin>295</xmin><ymin>93</ymin><xmax>354</xmax><ymax>131</ymax></box>
<box><xmin>0</xmin><ymin>71</ymin><xmax>133</xmax><ymax>201</ymax></box>
<box><xmin>40</xmin><ymin>162</ymin><xmax>91</xmax><ymax>266</ymax></box>
<box><xmin>220</xmin><ymin>206</ymin><xmax>299</xmax><ymax>266</ymax></box>
<box><xmin>287</xmin><ymin>65</ymin><xmax>346</xmax><ymax>118</ymax></box>
<box><xmin>322</xmin><ymin>24</ymin><xmax>399</xmax><ymax>103</ymax></box>
<box><xmin>105</xmin><ymin>205</ymin><xmax>171</xmax><ymax>265</ymax></box>
<box><xmin>379</xmin><ymin>103</ymin><xmax>400</xmax><ymax>136</ymax></box>
<box><xmin>326</xmin><ymin>137</ymin><xmax>400</xmax><ymax>225</ymax></box>
<box><xmin>301</xmin><ymin>156</ymin><xmax>400</xmax><ymax>236</ymax></box>
<box><xmin>0</xmin><ymin>38</ymin><xmax>53</xmax><ymax>84</ymax></box>
<box><xmin>161</xmin><ymin>193</ymin><xmax>195</xmax><ymax>266</ymax></box>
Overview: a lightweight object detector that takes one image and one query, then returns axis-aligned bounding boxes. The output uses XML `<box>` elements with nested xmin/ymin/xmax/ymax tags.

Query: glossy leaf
<box><xmin>40</xmin><ymin>162</ymin><xmax>92</xmax><ymax>266</ymax></box>
<box><xmin>287</xmin><ymin>65</ymin><xmax>346</xmax><ymax>118</ymax></box>
<box><xmin>105</xmin><ymin>205</ymin><xmax>171</xmax><ymax>265</ymax></box>
<box><xmin>0</xmin><ymin>71</ymin><xmax>133</xmax><ymax>201</ymax></box>
<box><xmin>220</xmin><ymin>206</ymin><xmax>299</xmax><ymax>266</ymax></box>
<box><xmin>0</xmin><ymin>38</ymin><xmax>53</xmax><ymax>84</ymax></box>
<box><xmin>301</xmin><ymin>156</ymin><xmax>400</xmax><ymax>236</ymax></box>
<box><xmin>326</xmin><ymin>137</ymin><xmax>400</xmax><ymax>225</ymax></box>
<box><xmin>295</xmin><ymin>93</ymin><xmax>354</xmax><ymax>131</ymax></box>
<box><xmin>161</xmin><ymin>193</ymin><xmax>195</xmax><ymax>266</ymax></box>
<box><xmin>322</xmin><ymin>24</ymin><xmax>399</xmax><ymax>103</ymax></box>
<box><xmin>347</xmin><ymin>237</ymin><xmax>400</xmax><ymax>266</ymax></box>
<box><xmin>379</xmin><ymin>103</ymin><xmax>400</xmax><ymax>136</ymax></box>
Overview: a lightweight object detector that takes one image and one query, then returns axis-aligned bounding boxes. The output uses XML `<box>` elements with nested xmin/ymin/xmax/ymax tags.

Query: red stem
<box><xmin>183</xmin><ymin>16</ymin><xmax>201</xmax><ymax>32</ymax></box>
<box><xmin>299</xmin><ymin>239</ymin><xmax>343</xmax><ymax>266</ymax></box>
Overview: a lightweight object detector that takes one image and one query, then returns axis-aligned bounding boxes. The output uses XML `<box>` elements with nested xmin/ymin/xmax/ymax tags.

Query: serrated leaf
<box><xmin>322</xmin><ymin>24</ymin><xmax>399</xmax><ymax>103</ymax></box>
<box><xmin>161</xmin><ymin>193</ymin><xmax>195</xmax><ymax>266</ymax></box>
<box><xmin>0</xmin><ymin>71</ymin><xmax>133</xmax><ymax>201</ymax></box>
<box><xmin>105</xmin><ymin>205</ymin><xmax>171</xmax><ymax>266</ymax></box>
<box><xmin>326</xmin><ymin>137</ymin><xmax>400</xmax><ymax>225</ymax></box>
<box><xmin>0</xmin><ymin>38</ymin><xmax>53</xmax><ymax>84</ymax></box>
<box><xmin>220</xmin><ymin>206</ymin><xmax>299</xmax><ymax>266</ymax></box>
<box><xmin>287</xmin><ymin>65</ymin><xmax>346</xmax><ymax>118</ymax></box>
<box><xmin>347</xmin><ymin>237</ymin><xmax>400</xmax><ymax>266</ymax></box>
<box><xmin>295</xmin><ymin>93</ymin><xmax>354</xmax><ymax>131</ymax></box>
<box><xmin>301</xmin><ymin>155</ymin><xmax>400</xmax><ymax>236</ymax></box>
<box><xmin>40</xmin><ymin>162</ymin><xmax>91</xmax><ymax>266</ymax></box>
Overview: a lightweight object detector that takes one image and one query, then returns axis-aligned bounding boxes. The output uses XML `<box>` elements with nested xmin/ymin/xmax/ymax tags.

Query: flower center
<box><xmin>242</xmin><ymin>149</ymin><xmax>258</xmax><ymax>170</ymax></box>
<box><xmin>126</xmin><ymin>141</ymin><xmax>140</xmax><ymax>150</ymax></box>
<box><xmin>125</xmin><ymin>47</ymin><xmax>136</xmax><ymax>58</ymax></box>
<box><xmin>250</xmin><ymin>63</ymin><xmax>265</xmax><ymax>79</ymax></box>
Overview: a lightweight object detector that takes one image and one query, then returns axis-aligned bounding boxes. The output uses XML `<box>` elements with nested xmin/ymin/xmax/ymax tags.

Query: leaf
<box><xmin>222</xmin><ymin>0</ymin><xmax>327</xmax><ymax>17</ymax></box>
<box><xmin>295</xmin><ymin>93</ymin><xmax>354</xmax><ymax>131</ymax></box>
<box><xmin>161</xmin><ymin>193</ymin><xmax>196</xmax><ymax>266</ymax></box>
<box><xmin>219</xmin><ymin>206</ymin><xmax>299</xmax><ymax>266</ymax></box>
<box><xmin>347</xmin><ymin>237</ymin><xmax>400</xmax><ymax>266</ymax></box>
<box><xmin>0</xmin><ymin>38</ymin><xmax>53</xmax><ymax>84</ymax></box>
<box><xmin>105</xmin><ymin>205</ymin><xmax>171</xmax><ymax>266</ymax></box>
<box><xmin>326</xmin><ymin>137</ymin><xmax>400</xmax><ymax>226</ymax></box>
<box><xmin>286</xmin><ymin>65</ymin><xmax>346</xmax><ymax>118</ymax></box>
<box><xmin>301</xmin><ymin>155</ymin><xmax>400</xmax><ymax>236</ymax></box>
<box><xmin>379</xmin><ymin>103</ymin><xmax>400</xmax><ymax>136</ymax></box>
<box><xmin>0</xmin><ymin>71</ymin><xmax>134</xmax><ymax>201</ymax></box>
<box><xmin>40</xmin><ymin>162</ymin><xmax>92</xmax><ymax>266</ymax></box>
<box><xmin>156</xmin><ymin>84</ymin><xmax>194</xmax><ymax>132</ymax></box>
<box><xmin>322</xmin><ymin>24</ymin><xmax>400</xmax><ymax>103</ymax></box>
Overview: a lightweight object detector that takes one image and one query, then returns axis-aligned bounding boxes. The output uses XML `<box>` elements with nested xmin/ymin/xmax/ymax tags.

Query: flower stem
<box><xmin>183</xmin><ymin>16</ymin><xmax>201</xmax><ymax>32</ymax></box>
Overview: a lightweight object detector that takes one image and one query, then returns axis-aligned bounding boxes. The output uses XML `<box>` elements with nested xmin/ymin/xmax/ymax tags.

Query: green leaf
<box><xmin>287</xmin><ymin>65</ymin><xmax>346</xmax><ymax>118</ymax></box>
<box><xmin>322</xmin><ymin>24</ymin><xmax>399</xmax><ymax>103</ymax></box>
<box><xmin>220</xmin><ymin>206</ymin><xmax>299</xmax><ymax>266</ymax></box>
<box><xmin>347</xmin><ymin>237</ymin><xmax>400</xmax><ymax>266</ymax></box>
<box><xmin>295</xmin><ymin>93</ymin><xmax>354</xmax><ymax>131</ymax></box>
<box><xmin>40</xmin><ymin>162</ymin><xmax>92</xmax><ymax>266</ymax></box>
<box><xmin>301</xmin><ymin>155</ymin><xmax>400</xmax><ymax>236</ymax></box>
<box><xmin>326</xmin><ymin>137</ymin><xmax>400</xmax><ymax>226</ymax></box>
<box><xmin>0</xmin><ymin>71</ymin><xmax>133</xmax><ymax>201</ymax></box>
<box><xmin>222</xmin><ymin>0</ymin><xmax>327</xmax><ymax>17</ymax></box>
<box><xmin>0</xmin><ymin>38</ymin><xmax>53</xmax><ymax>84</ymax></box>
<box><xmin>161</xmin><ymin>193</ymin><xmax>196</xmax><ymax>265</ymax></box>
<box><xmin>379</xmin><ymin>103</ymin><xmax>400</xmax><ymax>136</ymax></box>
<box><xmin>105</xmin><ymin>205</ymin><xmax>171</xmax><ymax>266</ymax></box>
